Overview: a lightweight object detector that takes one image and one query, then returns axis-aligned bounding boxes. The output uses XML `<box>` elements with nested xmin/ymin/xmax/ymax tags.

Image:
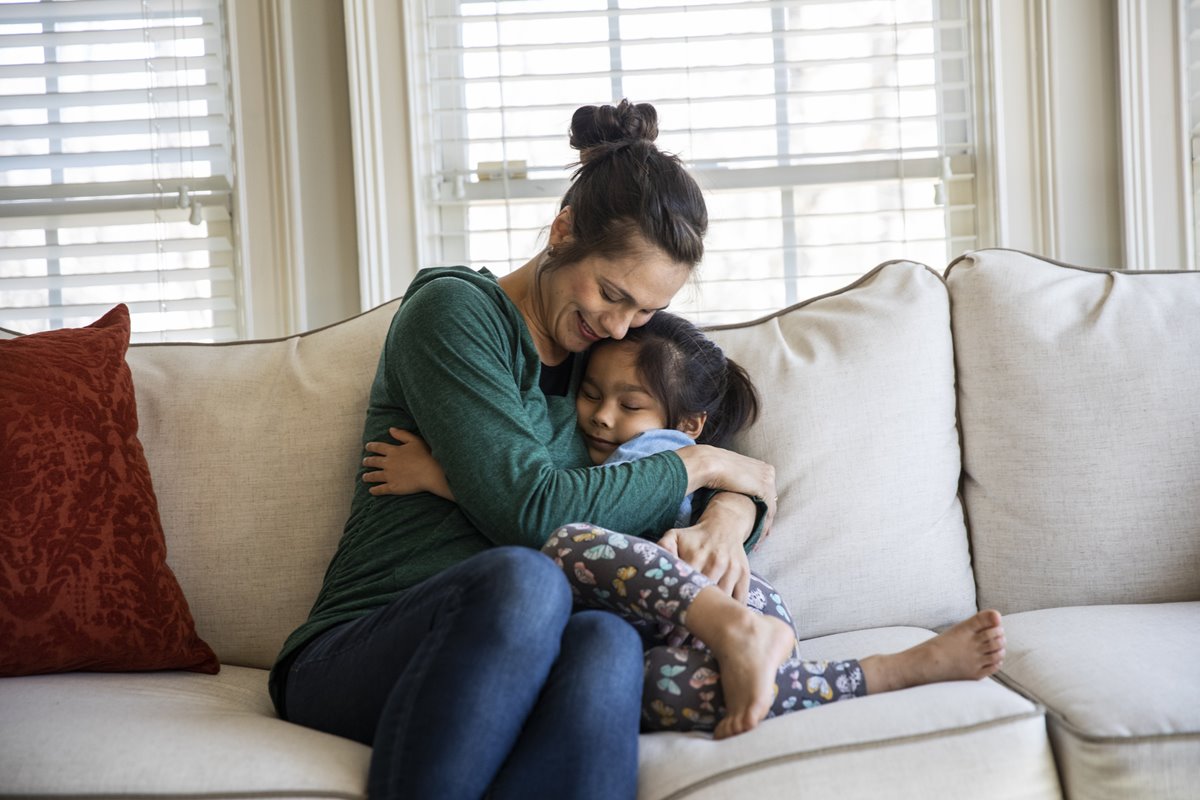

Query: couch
<box><xmin>1</xmin><ymin>248</ymin><xmax>1197</xmax><ymax>799</ymax></box>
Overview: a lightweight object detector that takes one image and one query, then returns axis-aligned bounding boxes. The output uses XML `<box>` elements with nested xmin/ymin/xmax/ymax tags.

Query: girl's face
<box><xmin>539</xmin><ymin>246</ymin><xmax>689</xmax><ymax>356</ymax></box>
<box><xmin>575</xmin><ymin>341</ymin><xmax>671</xmax><ymax>465</ymax></box>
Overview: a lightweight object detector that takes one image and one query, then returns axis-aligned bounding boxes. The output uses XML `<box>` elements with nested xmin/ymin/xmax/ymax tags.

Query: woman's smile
<box><xmin>578</xmin><ymin>312</ymin><xmax>603</xmax><ymax>342</ymax></box>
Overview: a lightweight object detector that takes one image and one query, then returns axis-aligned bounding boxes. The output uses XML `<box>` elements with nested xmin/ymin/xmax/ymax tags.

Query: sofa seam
<box><xmin>994</xmin><ymin>672</ymin><xmax>1200</xmax><ymax>744</ymax></box>
<box><xmin>942</xmin><ymin>247</ymin><xmax>1200</xmax><ymax>281</ymax></box>
<box><xmin>655</xmin><ymin>707</ymin><xmax>1045</xmax><ymax>800</ymax></box>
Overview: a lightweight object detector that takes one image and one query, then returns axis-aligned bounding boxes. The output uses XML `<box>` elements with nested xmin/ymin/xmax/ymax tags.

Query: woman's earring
<box><xmin>547</xmin><ymin>244</ymin><xmax>556</xmax><ymax>257</ymax></box>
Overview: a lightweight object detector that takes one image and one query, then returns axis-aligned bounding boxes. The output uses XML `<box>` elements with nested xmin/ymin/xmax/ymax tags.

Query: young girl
<box><xmin>363</xmin><ymin>312</ymin><xmax>1006</xmax><ymax>740</ymax></box>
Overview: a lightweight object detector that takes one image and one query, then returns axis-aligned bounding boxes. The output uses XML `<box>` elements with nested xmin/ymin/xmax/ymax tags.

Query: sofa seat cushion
<box><xmin>637</xmin><ymin>627</ymin><xmax>1062</xmax><ymax>800</ymax></box>
<box><xmin>998</xmin><ymin>603</ymin><xmax>1200</xmax><ymax>800</ymax></box>
<box><xmin>0</xmin><ymin>665</ymin><xmax>369</xmax><ymax>798</ymax></box>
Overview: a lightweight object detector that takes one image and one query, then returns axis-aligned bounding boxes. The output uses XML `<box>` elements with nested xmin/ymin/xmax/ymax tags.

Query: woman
<box><xmin>269</xmin><ymin>100</ymin><xmax>777</xmax><ymax>799</ymax></box>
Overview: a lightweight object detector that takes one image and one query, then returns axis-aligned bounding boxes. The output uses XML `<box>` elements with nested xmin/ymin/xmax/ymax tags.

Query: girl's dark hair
<box><xmin>540</xmin><ymin>99</ymin><xmax>708</xmax><ymax>275</ymax></box>
<box><xmin>610</xmin><ymin>312</ymin><xmax>759</xmax><ymax>447</ymax></box>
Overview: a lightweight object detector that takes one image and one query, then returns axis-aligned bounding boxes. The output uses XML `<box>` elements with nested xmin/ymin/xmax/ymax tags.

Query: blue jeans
<box><xmin>282</xmin><ymin>546</ymin><xmax>644</xmax><ymax>800</ymax></box>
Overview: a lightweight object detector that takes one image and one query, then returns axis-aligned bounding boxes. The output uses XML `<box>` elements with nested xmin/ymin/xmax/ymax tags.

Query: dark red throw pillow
<box><xmin>0</xmin><ymin>305</ymin><xmax>218</xmax><ymax>676</ymax></box>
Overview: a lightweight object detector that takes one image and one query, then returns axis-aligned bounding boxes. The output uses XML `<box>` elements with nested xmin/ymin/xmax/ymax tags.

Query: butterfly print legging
<box><xmin>542</xmin><ymin>523</ymin><xmax>867</xmax><ymax>733</ymax></box>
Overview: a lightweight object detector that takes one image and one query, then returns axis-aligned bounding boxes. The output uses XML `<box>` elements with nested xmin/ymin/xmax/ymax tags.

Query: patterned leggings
<box><xmin>542</xmin><ymin>524</ymin><xmax>867</xmax><ymax>733</ymax></box>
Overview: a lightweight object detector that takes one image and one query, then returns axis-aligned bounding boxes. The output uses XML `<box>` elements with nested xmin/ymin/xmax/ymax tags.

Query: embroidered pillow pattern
<box><xmin>0</xmin><ymin>305</ymin><xmax>218</xmax><ymax>676</ymax></box>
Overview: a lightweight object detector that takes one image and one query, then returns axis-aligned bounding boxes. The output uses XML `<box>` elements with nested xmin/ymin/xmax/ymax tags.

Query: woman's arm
<box><xmin>382</xmin><ymin>275</ymin><xmax>687</xmax><ymax>545</ymax></box>
<box><xmin>660</xmin><ymin>492</ymin><xmax>761</xmax><ymax>603</ymax></box>
<box><xmin>675</xmin><ymin>445</ymin><xmax>777</xmax><ymax>535</ymax></box>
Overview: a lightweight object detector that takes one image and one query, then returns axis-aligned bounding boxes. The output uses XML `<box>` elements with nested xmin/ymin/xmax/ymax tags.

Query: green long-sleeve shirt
<box><xmin>270</xmin><ymin>267</ymin><xmax>691</xmax><ymax>710</ymax></box>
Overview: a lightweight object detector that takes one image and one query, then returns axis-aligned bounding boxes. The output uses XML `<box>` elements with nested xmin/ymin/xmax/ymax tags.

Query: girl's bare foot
<box><xmin>685</xmin><ymin>588</ymin><xmax>797</xmax><ymax>740</ymax></box>
<box><xmin>862</xmin><ymin>610</ymin><xmax>1006</xmax><ymax>694</ymax></box>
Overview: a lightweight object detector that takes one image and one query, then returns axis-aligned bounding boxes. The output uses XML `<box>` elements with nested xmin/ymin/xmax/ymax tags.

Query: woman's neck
<box><xmin>499</xmin><ymin>257</ymin><xmax>569</xmax><ymax>366</ymax></box>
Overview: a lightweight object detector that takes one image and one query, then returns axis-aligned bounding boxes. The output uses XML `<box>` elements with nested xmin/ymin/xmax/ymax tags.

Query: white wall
<box><xmin>988</xmin><ymin>0</ymin><xmax>1191</xmax><ymax>269</ymax></box>
<box><xmin>228</xmin><ymin>0</ymin><xmax>360</xmax><ymax>339</ymax></box>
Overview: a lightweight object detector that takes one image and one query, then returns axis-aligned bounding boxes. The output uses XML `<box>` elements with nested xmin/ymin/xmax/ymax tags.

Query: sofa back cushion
<box><xmin>947</xmin><ymin>249</ymin><xmax>1200</xmax><ymax>613</ymax></box>
<box><xmin>125</xmin><ymin>301</ymin><xmax>400</xmax><ymax>669</ymax></box>
<box><xmin>709</xmin><ymin>261</ymin><xmax>977</xmax><ymax>639</ymax></box>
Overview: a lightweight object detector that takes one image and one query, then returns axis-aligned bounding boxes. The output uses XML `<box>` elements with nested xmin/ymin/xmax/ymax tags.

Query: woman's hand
<box><xmin>362</xmin><ymin>427</ymin><xmax>455</xmax><ymax>500</ymax></box>
<box><xmin>658</xmin><ymin>493</ymin><xmax>757</xmax><ymax>602</ymax></box>
<box><xmin>675</xmin><ymin>445</ymin><xmax>778</xmax><ymax>537</ymax></box>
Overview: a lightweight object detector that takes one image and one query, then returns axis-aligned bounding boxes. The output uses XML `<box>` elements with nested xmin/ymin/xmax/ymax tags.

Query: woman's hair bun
<box><xmin>569</xmin><ymin>99</ymin><xmax>659</xmax><ymax>163</ymax></box>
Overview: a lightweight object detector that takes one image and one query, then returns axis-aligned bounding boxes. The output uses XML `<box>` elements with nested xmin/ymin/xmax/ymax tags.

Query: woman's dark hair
<box><xmin>540</xmin><ymin>99</ymin><xmax>708</xmax><ymax>275</ymax></box>
<box><xmin>602</xmin><ymin>311</ymin><xmax>759</xmax><ymax>447</ymax></box>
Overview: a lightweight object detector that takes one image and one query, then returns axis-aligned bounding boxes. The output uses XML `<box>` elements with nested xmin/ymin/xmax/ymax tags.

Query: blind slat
<box><xmin>1</xmin><ymin>295</ymin><xmax>236</xmax><ymax>323</ymax></box>
<box><xmin>0</xmin><ymin>23</ymin><xmax>219</xmax><ymax>49</ymax></box>
<box><xmin>0</xmin><ymin>114</ymin><xmax>228</xmax><ymax>141</ymax></box>
<box><xmin>0</xmin><ymin>201</ymin><xmax>230</xmax><ymax>229</ymax></box>
<box><xmin>434</xmin><ymin>0</ymin><xmax>964</xmax><ymax>26</ymax></box>
<box><xmin>0</xmin><ymin>235</ymin><xmax>231</xmax><ymax>261</ymax></box>
<box><xmin>0</xmin><ymin>82</ymin><xmax>225</xmax><ymax>111</ymax></box>
<box><xmin>2</xmin><ymin>144</ymin><xmax>226</xmax><ymax>172</ymax></box>
<box><xmin>0</xmin><ymin>265</ymin><xmax>234</xmax><ymax>292</ymax></box>
<box><xmin>0</xmin><ymin>175</ymin><xmax>229</xmax><ymax>205</ymax></box>
<box><xmin>0</xmin><ymin>54</ymin><xmax>221</xmax><ymax>80</ymax></box>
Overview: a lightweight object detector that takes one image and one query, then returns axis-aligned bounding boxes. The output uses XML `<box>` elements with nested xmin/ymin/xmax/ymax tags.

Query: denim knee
<box><xmin>561</xmin><ymin>610</ymin><xmax>644</xmax><ymax>707</ymax></box>
<box><xmin>461</xmin><ymin>546</ymin><xmax>573</xmax><ymax>638</ymax></box>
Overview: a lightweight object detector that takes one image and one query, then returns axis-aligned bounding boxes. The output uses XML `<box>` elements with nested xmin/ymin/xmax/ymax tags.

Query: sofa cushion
<box><xmin>997</xmin><ymin>603</ymin><xmax>1200</xmax><ymax>800</ymax></box>
<box><xmin>638</xmin><ymin>626</ymin><xmax>1060</xmax><ymax>800</ymax></box>
<box><xmin>946</xmin><ymin>249</ymin><xmax>1200</xmax><ymax>613</ymax></box>
<box><xmin>707</xmin><ymin>261</ymin><xmax>977</xmax><ymax>639</ymax></box>
<box><xmin>125</xmin><ymin>299</ymin><xmax>401</xmax><ymax>669</ymax></box>
<box><xmin>0</xmin><ymin>665</ymin><xmax>369</xmax><ymax>798</ymax></box>
<box><xmin>0</xmin><ymin>304</ymin><xmax>217</xmax><ymax>676</ymax></box>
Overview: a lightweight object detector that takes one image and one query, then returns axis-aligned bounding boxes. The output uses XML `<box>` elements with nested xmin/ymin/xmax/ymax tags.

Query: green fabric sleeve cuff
<box><xmin>689</xmin><ymin>488</ymin><xmax>767</xmax><ymax>553</ymax></box>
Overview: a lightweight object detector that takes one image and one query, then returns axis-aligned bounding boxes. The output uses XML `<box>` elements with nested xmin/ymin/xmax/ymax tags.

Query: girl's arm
<box><xmin>363</xmin><ymin>427</ymin><xmax>454</xmax><ymax>501</ymax></box>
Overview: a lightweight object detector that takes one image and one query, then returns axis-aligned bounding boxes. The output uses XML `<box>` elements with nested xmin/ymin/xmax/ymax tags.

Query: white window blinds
<box><xmin>407</xmin><ymin>0</ymin><xmax>980</xmax><ymax>324</ymax></box>
<box><xmin>0</xmin><ymin>0</ymin><xmax>238</xmax><ymax>342</ymax></box>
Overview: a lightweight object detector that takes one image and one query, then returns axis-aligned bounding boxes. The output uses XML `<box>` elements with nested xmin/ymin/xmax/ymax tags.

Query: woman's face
<box><xmin>541</xmin><ymin>247</ymin><xmax>690</xmax><ymax>355</ymax></box>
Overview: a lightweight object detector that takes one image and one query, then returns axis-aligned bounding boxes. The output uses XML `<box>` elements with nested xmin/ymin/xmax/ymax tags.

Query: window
<box><xmin>406</xmin><ymin>0</ymin><xmax>981</xmax><ymax>324</ymax></box>
<box><xmin>0</xmin><ymin>0</ymin><xmax>238</xmax><ymax>342</ymax></box>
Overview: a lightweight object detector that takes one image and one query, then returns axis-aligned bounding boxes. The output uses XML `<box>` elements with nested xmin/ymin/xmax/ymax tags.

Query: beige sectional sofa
<box><xmin>1</xmin><ymin>248</ymin><xmax>1197</xmax><ymax>799</ymax></box>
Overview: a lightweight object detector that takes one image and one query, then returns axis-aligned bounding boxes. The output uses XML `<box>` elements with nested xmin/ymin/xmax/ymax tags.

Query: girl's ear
<box><xmin>676</xmin><ymin>412</ymin><xmax>707</xmax><ymax>440</ymax></box>
<box><xmin>549</xmin><ymin>206</ymin><xmax>574</xmax><ymax>247</ymax></box>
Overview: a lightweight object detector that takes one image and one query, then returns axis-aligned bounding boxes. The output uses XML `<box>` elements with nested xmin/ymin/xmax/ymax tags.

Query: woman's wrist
<box><xmin>676</xmin><ymin>444</ymin><xmax>715</xmax><ymax>494</ymax></box>
<box><xmin>699</xmin><ymin>491</ymin><xmax>758</xmax><ymax>543</ymax></box>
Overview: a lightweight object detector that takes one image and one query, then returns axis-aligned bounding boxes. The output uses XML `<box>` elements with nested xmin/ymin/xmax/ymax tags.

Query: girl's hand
<box><xmin>362</xmin><ymin>427</ymin><xmax>455</xmax><ymax>500</ymax></box>
<box><xmin>658</xmin><ymin>493</ymin><xmax>755</xmax><ymax>603</ymax></box>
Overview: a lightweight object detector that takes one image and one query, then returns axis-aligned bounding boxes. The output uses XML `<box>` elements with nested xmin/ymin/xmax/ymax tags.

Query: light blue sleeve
<box><xmin>603</xmin><ymin>429</ymin><xmax>697</xmax><ymax>528</ymax></box>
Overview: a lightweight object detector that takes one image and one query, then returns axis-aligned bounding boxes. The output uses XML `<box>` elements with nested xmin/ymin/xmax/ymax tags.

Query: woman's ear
<box><xmin>676</xmin><ymin>412</ymin><xmax>707</xmax><ymax>440</ymax></box>
<box><xmin>549</xmin><ymin>206</ymin><xmax>574</xmax><ymax>247</ymax></box>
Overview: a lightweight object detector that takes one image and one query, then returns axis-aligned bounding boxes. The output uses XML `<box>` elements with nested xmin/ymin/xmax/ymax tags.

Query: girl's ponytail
<box><xmin>700</xmin><ymin>356</ymin><xmax>759</xmax><ymax>448</ymax></box>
